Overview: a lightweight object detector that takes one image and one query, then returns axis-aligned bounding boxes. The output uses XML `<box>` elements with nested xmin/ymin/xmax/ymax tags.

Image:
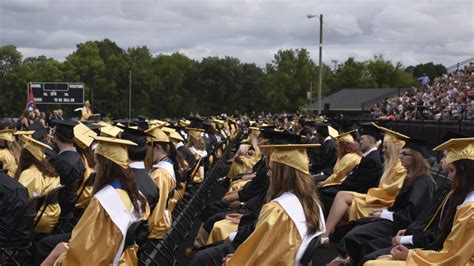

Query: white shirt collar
<box><xmin>323</xmin><ymin>136</ymin><xmax>332</xmax><ymax>143</ymax></box>
<box><xmin>175</xmin><ymin>142</ymin><xmax>184</xmax><ymax>149</ymax></box>
<box><xmin>362</xmin><ymin>147</ymin><xmax>377</xmax><ymax>157</ymax></box>
<box><xmin>129</xmin><ymin>161</ymin><xmax>145</xmax><ymax>169</ymax></box>
<box><xmin>460</xmin><ymin>191</ymin><xmax>474</xmax><ymax>208</ymax></box>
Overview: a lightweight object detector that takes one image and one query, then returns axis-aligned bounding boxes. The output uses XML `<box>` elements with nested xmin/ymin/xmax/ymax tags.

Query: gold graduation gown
<box><xmin>148</xmin><ymin>168</ymin><xmax>175</xmax><ymax>239</ymax></box>
<box><xmin>190</xmin><ymin>148</ymin><xmax>205</xmax><ymax>183</ymax></box>
<box><xmin>56</xmin><ymin>189</ymin><xmax>137</xmax><ymax>265</ymax></box>
<box><xmin>321</xmin><ymin>153</ymin><xmax>362</xmax><ymax>187</ymax></box>
<box><xmin>226</xmin><ymin>201</ymin><xmax>301</xmax><ymax>265</ymax></box>
<box><xmin>349</xmin><ymin>161</ymin><xmax>407</xmax><ymax>220</ymax></box>
<box><xmin>75</xmin><ymin>154</ymin><xmax>95</xmax><ymax>208</ymax></box>
<box><xmin>227</xmin><ymin>151</ymin><xmax>260</xmax><ymax>179</ymax></box>
<box><xmin>0</xmin><ymin>148</ymin><xmax>17</xmax><ymax>177</ymax></box>
<box><xmin>207</xmin><ymin>218</ymin><xmax>239</xmax><ymax>245</ymax></box>
<box><xmin>364</xmin><ymin>202</ymin><xmax>474</xmax><ymax>266</ymax></box>
<box><xmin>18</xmin><ymin>165</ymin><xmax>61</xmax><ymax>233</ymax></box>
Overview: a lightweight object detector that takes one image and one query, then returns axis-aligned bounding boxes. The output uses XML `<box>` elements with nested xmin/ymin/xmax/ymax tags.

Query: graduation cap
<box><xmin>259</xmin><ymin>129</ymin><xmax>304</xmax><ymax>145</ymax></box>
<box><xmin>145</xmin><ymin>125</ymin><xmax>170</xmax><ymax>143</ymax></box>
<box><xmin>117</xmin><ymin>125</ymin><xmax>151</xmax><ymax>147</ymax></box>
<box><xmin>358</xmin><ymin>123</ymin><xmax>382</xmax><ymax>141</ymax></box>
<box><xmin>100</xmin><ymin>125</ymin><xmax>123</xmax><ymax>138</ymax></box>
<box><xmin>28</xmin><ymin>121</ymin><xmax>49</xmax><ymax>141</ymax></box>
<box><xmin>0</xmin><ymin>129</ymin><xmax>14</xmax><ymax>142</ymax></box>
<box><xmin>94</xmin><ymin>136</ymin><xmax>137</xmax><ymax>169</ymax></box>
<box><xmin>23</xmin><ymin>135</ymin><xmax>53</xmax><ymax>161</ymax></box>
<box><xmin>374</xmin><ymin>125</ymin><xmax>409</xmax><ymax>149</ymax></box>
<box><xmin>335</xmin><ymin>130</ymin><xmax>356</xmax><ymax>143</ymax></box>
<box><xmin>260</xmin><ymin>143</ymin><xmax>320</xmax><ymax>174</ymax></box>
<box><xmin>433</xmin><ymin>138</ymin><xmax>474</xmax><ymax>164</ymax></box>
<box><xmin>51</xmin><ymin>119</ymin><xmax>77</xmax><ymax>140</ymax></box>
<box><xmin>316</xmin><ymin>123</ymin><xmax>339</xmax><ymax>138</ymax></box>
<box><xmin>74</xmin><ymin>122</ymin><xmax>98</xmax><ymax>149</ymax></box>
<box><xmin>440</xmin><ymin>131</ymin><xmax>467</xmax><ymax>143</ymax></box>
<box><xmin>162</xmin><ymin>127</ymin><xmax>184</xmax><ymax>143</ymax></box>
<box><xmin>403</xmin><ymin>138</ymin><xmax>431</xmax><ymax>157</ymax></box>
<box><xmin>14</xmin><ymin>130</ymin><xmax>35</xmax><ymax>146</ymax></box>
<box><xmin>186</xmin><ymin>127</ymin><xmax>205</xmax><ymax>141</ymax></box>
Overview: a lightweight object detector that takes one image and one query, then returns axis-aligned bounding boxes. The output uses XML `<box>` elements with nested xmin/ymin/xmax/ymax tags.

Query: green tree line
<box><xmin>0</xmin><ymin>40</ymin><xmax>446</xmax><ymax>117</ymax></box>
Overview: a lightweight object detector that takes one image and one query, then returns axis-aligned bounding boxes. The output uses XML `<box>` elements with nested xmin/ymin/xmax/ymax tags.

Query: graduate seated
<box><xmin>186</xmin><ymin>127</ymin><xmax>207</xmax><ymax>183</ymax></box>
<box><xmin>224</xmin><ymin>141</ymin><xmax>325</xmax><ymax>265</ymax></box>
<box><xmin>0</xmin><ymin>128</ymin><xmax>19</xmax><ymax>178</ymax></box>
<box><xmin>329</xmin><ymin>138</ymin><xmax>436</xmax><ymax>265</ymax></box>
<box><xmin>0</xmin><ymin>160</ymin><xmax>31</xmax><ymax>247</ymax></box>
<box><xmin>321</xmin><ymin>126</ymin><xmax>408</xmax><ymax>247</ymax></box>
<box><xmin>41</xmin><ymin>136</ymin><xmax>147</xmax><ymax>265</ymax></box>
<box><xmin>363</xmin><ymin>138</ymin><xmax>474</xmax><ymax>266</ymax></box>
<box><xmin>16</xmin><ymin>136</ymin><xmax>61</xmax><ymax>234</ymax></box>
<box><xmin>318</xmin><ymin>123</ymin><xmax>384</xmax><ymax>216</ymax></box>
<box><xmin>317</xmin><ymin>130</ymin><xmax>362</xmax><ymax>188</ymax></box>
<box><xmin>309</xmin><ymin>123</ymin><xmax>338</xmax><ymax>181</ymax></box>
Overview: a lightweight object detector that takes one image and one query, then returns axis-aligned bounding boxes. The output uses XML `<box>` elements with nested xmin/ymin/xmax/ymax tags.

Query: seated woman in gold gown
<box><xmin>41</xmin><ymin>136</ymin><xmax>147</xmax><ymax>265</ymax></box>
<box><xmin>15</xmin><ymin>136</ymin><xmax>61</xmax><ymax>233</ymax></box>
<box><xmin>225</xmin><ymin>142</ymin><xmax>325</xmax><ymax>265</ymax></box>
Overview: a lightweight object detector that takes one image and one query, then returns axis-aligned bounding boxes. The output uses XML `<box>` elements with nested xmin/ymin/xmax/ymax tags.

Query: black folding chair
<box><xmin>0</xmin><ymin>195</ymin><xmax>44</xmax><ymax>266</ymax></box>
<box><xmin>300</xmin><ymin>236</ymin><xmax>321</xmax><ymax>266</ymax></box>
<box><xmin>34</xmin><ymin>185</ymin><xmax>64</xmax><ymax>229</ymax></box>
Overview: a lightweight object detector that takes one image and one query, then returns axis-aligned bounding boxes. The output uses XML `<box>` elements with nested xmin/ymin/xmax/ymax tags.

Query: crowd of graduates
<box><xmin>0</xmin><ymin>109</ymin><xmax>473</xmax><ymax>265</ymax></box>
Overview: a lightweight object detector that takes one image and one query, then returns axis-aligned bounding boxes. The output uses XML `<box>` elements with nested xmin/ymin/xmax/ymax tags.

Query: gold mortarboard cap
<box><xmin>260</xmin><ymin>144</ymin><xmax>320</xmax><ymax>175</ymax></box>
<box><xmin>100</xmin><ymin>125</ymin><xmax>123</xmax><ymax>138</ymax></box>
<box><xmin>14</xmin><ymin>130</ymin><xmax>35</xmax><ymax>145</ymax></box>
<box><xmin>328</xmin><ymin>126</ymin><xmax>339</xmax><ymax>138</ymax></box>
<box><xmin>335</xmin><ymin>130</ymin><xmax>355</xmax><ymax>143</ymax></box>
<box><xmin>374</xmin><ymin>124</ymin><xmax>409</xmax><ymax>149</ymax></box>
<box><xmin>94</xmin><ymin>136</ymin><xmax>137</xmax><ymax>169</ymax></box>
<box><xmin>162</xmin><ymin>127</ymin><xmax>184</xmax><ymax>142</ymax></box>
<box><xmin>0</xmin><ymin>129</ymin><xmax>14</xmax><ymax>142</ymax></box>
<box><xmin>186</xmin><ymin>128</ymin><xmax>205</xmax><ymax>140</ymax></box>
<box><xmin>74</xmin><ymin>122</ymin><xmax>98</xmax><ymax>149</ymax></box>
<box><xmin>433</xmin><ymin>138</ymin><xmax>474</xmax><ymax>164</ymax></box>
<box><xmin>145</xmin><ymin>125</ymin><xmax>170</xmax><ymax>143</ymax></box>
<box><xmin>23</xmin><ymin>136</ymin><xmax>52</xmax><ymax>161</ymax></box>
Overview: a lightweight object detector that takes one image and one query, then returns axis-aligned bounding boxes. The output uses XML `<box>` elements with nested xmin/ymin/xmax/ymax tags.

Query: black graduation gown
<box><xmin>337</xmin><ymin>173</ymin><xmax>436</xmax><ymax>265</ymax></box>
<box><xmin>49</xmin><ymin>150</ymin><xmax>84</xmax><ymax>216</ymax></box>
<box><xmin>0</xmin><ymin>170</ymin><xmax>31</xmax><ymax>247</ymax></box>
<box><xmin>318</xmin><ymin>150</ymin><xmax>383</xmax><ymax>215</ymax></box>
<box><xmin>131</xmin><ymin>168</ymin><xmax>159</xmax><ymax>211</ymax></box>
<box><xmin>357</xmin><ymin>176</ymin><xmax>452</xmax><ymax>265</ymax></box>
<box><xmin>310</xmin><ymin>138</ymin><xmax>337</xmax><ymax>176</ymax></box>
<box><xmin>237</xmin><ymin>158</ymin><xmax>269</xmax><ymax>202</ymax></box>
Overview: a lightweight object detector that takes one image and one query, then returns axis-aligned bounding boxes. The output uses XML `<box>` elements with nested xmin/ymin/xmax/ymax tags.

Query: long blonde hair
<box><xmin>268</xmin><ymin>161</ymin><xmax>321</xmax><ymax>234</ymax></box>
<box><xmin>379</xmin><ymin>140</ymin><xmax>403</xmax><ymax>184</ymax></box>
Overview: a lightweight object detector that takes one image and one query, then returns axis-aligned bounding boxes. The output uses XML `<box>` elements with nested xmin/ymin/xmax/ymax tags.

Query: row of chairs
<box><xmin>138</xmin><ymin>135</ymin><xmax>240</xmax><ymax>265</ymax></box>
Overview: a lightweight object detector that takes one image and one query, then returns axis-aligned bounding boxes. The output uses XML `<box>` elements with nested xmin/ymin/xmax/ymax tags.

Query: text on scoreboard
<box><xmin>29</xmin><ymin>82</ymin><xmax>84</xmax><ymax>104</ymax></box>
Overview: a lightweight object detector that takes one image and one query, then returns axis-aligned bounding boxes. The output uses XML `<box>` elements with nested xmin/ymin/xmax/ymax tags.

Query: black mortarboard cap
<box><xmin>116</xmin><ymin>125</ymin><xmax>151</xmax><ymax>147</ymax></box>
<box><xmin>404</xmin><ymin>138</ymin><xmax>431</xmax><ymax>157</ymax></box>
<box><xmin>51</xmin><ymin>119</ymin><xmax>76</xmax><ymax>140</ymax></box>
<box><xmin>441</xmin><ymin>131</ymin><xmax>467</xmax><ymax>143</ymax></box>
<box><xmin>358</xmin><ymin>123</ymin><xmax>381</xmax><ymax>141</ymax></box>
<box><xmin>28</xmin><ymin>121</ymin><xmax>49</xmax><ymax>140</ymax></box>
<box><xmin>260</xmin><ymin>130</ymin><xmax>303</xmax><ymax>145</ymax></box>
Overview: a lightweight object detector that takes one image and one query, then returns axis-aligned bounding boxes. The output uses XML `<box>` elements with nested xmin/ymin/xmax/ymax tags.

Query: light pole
<box><xmin>307</xmin><ymin>14</ymin><xmax>323</xmax><ymax>115</ymax></box>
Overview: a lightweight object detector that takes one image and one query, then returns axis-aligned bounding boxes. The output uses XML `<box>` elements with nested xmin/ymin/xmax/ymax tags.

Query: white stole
<box><xmin>274</xmin><ymin>192</ymin><xmax>326</xmax><ymax>266</ymax></box>
<box><xmin>152</xmin><ymin>160</ymin><xmax>176</xmax><ymax>186</ymax></box>
<box><xmin>95</xmin><ymin>185</ymin><xmax>137</xmax><ymax>265</ymax></box>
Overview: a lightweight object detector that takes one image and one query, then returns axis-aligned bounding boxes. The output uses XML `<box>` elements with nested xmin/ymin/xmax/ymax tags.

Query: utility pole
<box><xmin>129</xmin><ymin>70</ymin><xmax>132</xmax><ymax>119</ymax></box>
<box><xmin>307</xmin><ymin>14</ymin><xmax>323</xmax><ymax>115</ymax></box>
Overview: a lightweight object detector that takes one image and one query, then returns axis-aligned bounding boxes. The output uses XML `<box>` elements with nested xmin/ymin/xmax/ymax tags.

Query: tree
<box><xmin>408</xmin><ymin>62</ymin><xmax>447</xmax><ymax>82</ymax></box>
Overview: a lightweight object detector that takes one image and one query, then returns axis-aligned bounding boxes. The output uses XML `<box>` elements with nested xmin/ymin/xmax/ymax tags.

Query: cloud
<box><xmin>0</xmin><ymin>0</ymin><xmax>472</xmax><ymax>67</ymax></box>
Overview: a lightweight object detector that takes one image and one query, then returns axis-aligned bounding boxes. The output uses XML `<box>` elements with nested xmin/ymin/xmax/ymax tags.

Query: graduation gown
<box><xmin>311</xmin><ymin>138</ymin><xmax>337</xmax><ymax>175</ymax></box>
<box><xmin>337</xmin><ymin>174</ymin><xmax>435</xmax><ymax>265</ymax></box>
<box><xmin>320</xmin><ymin>153</ymin><xmax>361</xmax><ymax>187</ymax></box>
<box><xmin>0</xmin><ymin>170</ymin><xmax>30</xmax><ymax>247</ymax></box>
<box><xmin>18</xmin><ymin>165</ymin><xmax>61</xmax><ymax>233</ymax></box>
<box><xmin>0</xmin><ymin>148</ymin><xmax>17</xmax><ymax>178</ymax></box>
<box><xmin>49</xmin><ymin>150</ymin><xmax>84</xmax><ymax>215</ymax></box>
<box><xmin>207</xmin><ymin>219</ymin><xmax>239</xmax><ymax>245</ymax></box>
<box><xmin>189</xmin><ymin>147</ymin><xmax>206</xmax><ymax>183</ymax></box>
<box><xmin>364</xmin><ymin>195</ymin><xmax>474</xmax><ymax>266</ymax></box>
<box><xmin>55</xmin><ymin>186</ymin><xmax>138</xmax><ymax>265</ymax></box>
<box><xmin>349</xmin><ymin>161</ymin><xmax>407</xmax><ymax>220</ymax></box>
<box><xmin>148</xmin><ymin>161</ymin><xmax>176</xmax><ymax>239</ymax></box>
<box><xmin>75</xmin><ymin>154</ymin><xmax>95</xmax><ymax>208</ymax></box>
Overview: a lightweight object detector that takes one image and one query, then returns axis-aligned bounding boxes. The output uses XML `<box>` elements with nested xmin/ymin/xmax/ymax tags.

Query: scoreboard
<box><xmin>29</xmin><ymin>82</ymin><xmax>84</xmax><ymax>104</ymax></box>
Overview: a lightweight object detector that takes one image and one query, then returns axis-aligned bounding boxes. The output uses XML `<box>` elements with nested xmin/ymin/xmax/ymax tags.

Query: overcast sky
<box><xmin>1</xmin><ymin>0</ymin><xmax>473</xmax><ymax>68</ymax></box>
